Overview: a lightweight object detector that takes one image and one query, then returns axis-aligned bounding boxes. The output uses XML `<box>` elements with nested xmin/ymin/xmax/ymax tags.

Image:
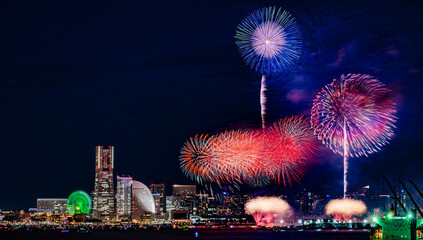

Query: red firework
<box><xmin>265</xmin><ymin>115</ymin><xmax>319</xmax><ymax>185</ymax></box>
<box><xmin>179</xmin><ymin>134</ymin><xmax>216</xmax><ymax>184</ymax></box>
<box><xmin>210</xmin><ymin>129</ymin><xmax>265</xmax><ymax>185</ymax></box>
<box><xmin>179</xmin><ymin>115</ymin><xmax>319</xmax><ymax>186</ymax></box>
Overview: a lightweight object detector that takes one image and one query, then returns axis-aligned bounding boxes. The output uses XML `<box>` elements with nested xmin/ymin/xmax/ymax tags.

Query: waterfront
<box><xmin>0</xmin><ymin>229</ymin><xmax>371</xmax><ymax>240</ymax></box>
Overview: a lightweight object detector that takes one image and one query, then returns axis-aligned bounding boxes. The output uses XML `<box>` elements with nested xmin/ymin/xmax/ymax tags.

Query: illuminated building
<box><xmin>172</xmin><ymin>185</ymin><xmax>196</xmax><ymax>196</ymax></box>
<box><xmin>311</xmin><ymin>194</ymin><xmax>329</xmax><ymax>216</ymax></box>
<box><xmin>131</xmin><ymin>180</ymin><xmax>155</xmax><ymax>220</ymax></box>
<box><xmin>152</xmin><ymin>193</ymin><xmax>161</xmax><ymax>218</ymax></box>
<box><xmin>397</xmin><ymin>189</ymin><xmax>408</xmax><ymax>209</ymax></box>
<box><xmin>150</xmin><ymin>183</ymin><xmax>166</xmax><ymax>214</ymax></box>
<box><xmin>92</xmin><ymin>146</ymin><xmax>115</xmax><ymax>220</ymax></box>
<box><xmin>196</xmin><ymin>193</ymin><xmax>217</xmax><ymax>217</ymax></box>
<box><xmin>116</xmin><ymin>175</ymin><xmax>132</xmax><ymax>219</ymax></box>
<box><xmin>36</xmin><ymin>198</ymin><xmax>67</xmax><ymax>214</ymax></box>
<box><xmin>228</xmin><ymin>194</ymin><xmax>250</xmax><ymax>216</ymax></box>
<box><xmin>298</xmin><ymin>191</ymin><xmax>314</xmax><ymax>216</ymax></box>
<box><xmin>216</xmin><ymin>193</ymin><xmax>249</xmax><ymax>216</ymax></box>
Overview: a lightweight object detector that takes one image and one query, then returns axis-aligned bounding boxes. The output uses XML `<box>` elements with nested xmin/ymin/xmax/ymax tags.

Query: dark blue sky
<box><xmin>1</xmin><ymin>0</ymin><xmax>422</xmax><ymax>209</ymax></box>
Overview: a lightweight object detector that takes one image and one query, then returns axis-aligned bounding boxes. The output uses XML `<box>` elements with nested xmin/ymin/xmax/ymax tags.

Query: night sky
<box><xmin>1</xmin><ymin>0</ymin><xmax>423</xmax><ymax>209</ymax></box>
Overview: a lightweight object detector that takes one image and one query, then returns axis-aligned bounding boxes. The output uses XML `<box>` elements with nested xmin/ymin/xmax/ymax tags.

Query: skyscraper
<box><xmin>116</xmin><ymin>175</ymin><xmax>132</xmax><ymax>220</ymax></box>
<box><xmin>150</xmin><ymin>183</ymin><xmax>166</xmax><ymax>214</ymax></box>
<box><xmin>92</xmin><ymin>146</ymin><xmax>115</xmax><ymax>220</ymax></box>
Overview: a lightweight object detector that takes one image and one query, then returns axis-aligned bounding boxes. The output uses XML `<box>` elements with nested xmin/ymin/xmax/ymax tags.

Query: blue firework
<box><xmin>235</xmin><ymin>6</ymin><xmax>302</xmax><ymax>74</ymax></box>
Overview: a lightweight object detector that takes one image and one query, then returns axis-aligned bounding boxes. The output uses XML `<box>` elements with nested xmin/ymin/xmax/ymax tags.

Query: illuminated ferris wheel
<box><xmin>66</xmin><ymin>190</ymin><xmax>92</xmax><ymax>215</ymax></box>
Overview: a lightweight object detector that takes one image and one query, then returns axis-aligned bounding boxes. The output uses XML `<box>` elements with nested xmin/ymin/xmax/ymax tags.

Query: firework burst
<box><xmin>235</xmin><ymin>6</ymin><xmax>302</xmax><ymax>73</ymax></box>
<box><xmin>179</xmin><ymin>134</ymin><xmax>216</xmax><ymax>184</ymax></box>
<box><xmin>210</xmin><ymin>129</ymin><xmax>264</xmax><ymax>184</ymax></box>
<box><xmin>325</xmin><ymin>199</ymin><xmax>367</xmax><ymax>222</ymax></box>
<box><xmin>245</xmin><ymin>196</ymin><xmax>293</xmax><ymax>226</ymax></box>
<box><xmin>265</xmin><ymin>115</ymin><xmax>319</xmax><ymax>185</ymax></box>
<box><xmin>311</xmin><ymin>74</ymin><xmax>397</xmax><ymax>198</ymax></box>
<box><xmin>235</xmin><ymin>6</ymin><xmax>302</xmax><ymax>128</ymax></box>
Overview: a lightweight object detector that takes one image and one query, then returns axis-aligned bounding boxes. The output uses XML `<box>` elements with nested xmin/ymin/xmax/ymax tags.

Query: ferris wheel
<box><xmin>66</xmin><ymin>190</ymin><xmax>92</xmax><ymax>215</ymax></box>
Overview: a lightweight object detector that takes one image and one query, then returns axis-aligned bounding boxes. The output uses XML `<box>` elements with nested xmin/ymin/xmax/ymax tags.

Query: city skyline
<box><xmin>1</xmin><ymin>0</ymin><xmax>423</xmax><ymax>210</ymax></box>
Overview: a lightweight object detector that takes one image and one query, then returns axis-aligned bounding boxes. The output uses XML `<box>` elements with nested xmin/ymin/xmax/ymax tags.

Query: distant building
<box><xmin>131</xmin><ymin>180</ymin><xmax>155</xmax><ymax>221</ymax></box>
<box><xmin>150</xmin><ymin>183</ymin><xmax>166</xmax><ymax>214</ymax></box>
<box><xmin>172</xmin><ymin>185</ymin><xmax>196</xmax><ymax>196</ymax></box>
<box><xmin>152</xmin><ymin>193</ymin><xmax>161</xmax><ymax>218</ymax></box>
<box><xmin>92</xmin><ymin>146</ymin><xmax>115</xmax><ymax>220</ymax></box>
<box><xmin>228</xmin><ymin>194</ymin><xmax>250</xmax><ymax>216</ymax></box>
<box><xmin>116</xmin><ymin>175</ymin><xmax>132</xmax><ymax>219</ymax></box>
<box><xmin>191</xmin><ymin>193</ymin><xmax>218</xmax><ymax>217</ymax></box>
<box><xmin>217</xmin><ymin>192</ymin><xmax>231</xmax><ymax>216</ymax></box>
<box><xmin>311</xmin><ymin>194</ymin><xmax>329</xmax><ymax>216</ymax></box>
<box><xmin>36</xmin><ymin>198</ymin><xmax>67</xmax><ymax>214</ymax></box>
<box><xmin>367</xmin><ymin>195</ymin><xmax>392</xmax><ymax>213</ymax></box>
<box><xmin>295</xmin><ymin>191</ymin><xmax>314</xmax><ymax>216</ymax></box>
<box><xmin>398</xmin><ymin>189</ymin><xmax>407</xmax><ymax>210</ymax></box>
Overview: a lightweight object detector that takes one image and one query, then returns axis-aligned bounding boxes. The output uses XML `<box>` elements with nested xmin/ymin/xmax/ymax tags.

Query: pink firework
<box><xmin>245</xmin><ymin>196</ymin><xmax>292</xmax><ymax>226</ymax></box>
<box><xmin>311</xmin><ymin>74</ymin><xmax>396</xmax><ymax>198</ymax></box>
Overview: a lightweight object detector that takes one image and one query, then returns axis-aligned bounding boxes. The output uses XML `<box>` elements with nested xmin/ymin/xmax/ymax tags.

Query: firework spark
<box><xmin>245</xmin><ymin>196</ymin><xmax>293</xmax><ymax>226</ymax></box>
<box><xmin>325</xmin><ymin>199</ymin><xmax>367</xmax><ymax>222</ymax></box>
<box><xmin>235</xmin><ymin>6</ymin><xmax>302</xmax><ymax>128</ymax></box>
<box><xmin>311</xmin><ymin>74</ymin><xmax>396</xmax><ymax>198</ymax></box>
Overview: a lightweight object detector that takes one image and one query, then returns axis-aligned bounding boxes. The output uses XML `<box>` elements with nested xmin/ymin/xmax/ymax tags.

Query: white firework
<box><xmin>252</xmin><ymin>21</ymin><xmax>286</xmax><ymax>59</ymax></box>
<box><xmin>325</xmin><ymin>198</ymin><xmax>367</xmax><ymax>221</ymax></box>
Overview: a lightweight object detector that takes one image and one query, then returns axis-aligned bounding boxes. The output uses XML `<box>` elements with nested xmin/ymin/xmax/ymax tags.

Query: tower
<box><xmin>150</xmin><ymin>183</ymin><xmax>166</xmax><ymax>214</ymax></box>
<box><xmin>92</xmin><ymin>146</ymin><xmax>115</xmax><ymax>220</ymax></box>
<box><xmin>116</xmin><ymin>175</ymin><xmax>132</xmax><ymax>220</ymax></box>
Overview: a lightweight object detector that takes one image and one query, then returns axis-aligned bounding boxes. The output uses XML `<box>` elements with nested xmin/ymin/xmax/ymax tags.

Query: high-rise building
<box><xmin>116</xmin><ymin>175</ymin><xmax>132</xmax><ymax>220</ymax></box>
<box><xmin>92</xmin><ymin>146</ymin><xmax>115</xmax><ymax>220</ymax></box>
<box><xmin>172</xmin><ymin>185</ymin><xmax>196</xmax><ymax>196</ymax></box>
<box><xmin>196</xmin><ymin>194</ymin><xmax>217</xmax><ymax>217</ymax></box>
<box><xmin>297</xmin><ymin>191</ymin><xmax>315</xmax><ymax>216</ymax></box>
<box><xmin>152</xmin><ymin>193</ymin><xmax>161</xmax><ymax>217</ymax></box>
<box><xmin>150</xmin><ymin>183</ymin><xmax>166</xmax><ymax>214</ymax></box>
<box><xmin>36</xmin><ymin>198</ymin><xmax>67</xmax><ymax>214</ymax></box>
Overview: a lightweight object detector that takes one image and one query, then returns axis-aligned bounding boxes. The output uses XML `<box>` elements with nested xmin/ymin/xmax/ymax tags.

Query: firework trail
<box><xmin>245</xmin><ymin>196</ymin><xmax>293</xmax><ymax>226</ymax></box>
<box><xmin>325</xmin><ymin>198</ymin><xmax>367</xmax><ymax>222</ymax></box>
<box><xmin>311</xmin><ymin>74</ymin><xmax>396</xmax><ymax>198</ymax></box>
<box><xmin>235</xmin><ymin>6</ymin><xmax>302</xmax><ymax>128</ymax></box>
